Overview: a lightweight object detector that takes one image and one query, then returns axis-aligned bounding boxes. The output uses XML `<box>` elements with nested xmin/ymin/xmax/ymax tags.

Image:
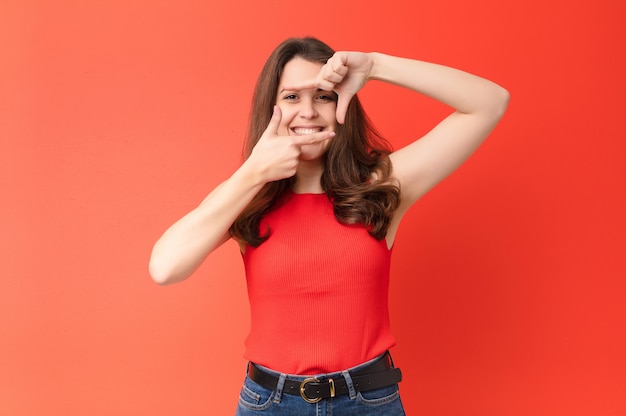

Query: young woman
<box><xmin>149</xmin><ymin>37</ymin><xmax>509</xmax><ymax>415</ymax></box>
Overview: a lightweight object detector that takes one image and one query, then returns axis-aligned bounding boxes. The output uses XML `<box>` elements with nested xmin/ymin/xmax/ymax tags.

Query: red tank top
<box><xmin>242</xmin><ymin>191</ymin><xmax>395</xmax><ymax>375</ymax></box>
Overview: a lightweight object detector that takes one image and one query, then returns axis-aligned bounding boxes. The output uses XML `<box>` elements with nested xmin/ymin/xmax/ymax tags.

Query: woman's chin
<box><xmin>299</xmin><ymin>144</ymin><xmax>330</xmax><ymax>161</ymax></box>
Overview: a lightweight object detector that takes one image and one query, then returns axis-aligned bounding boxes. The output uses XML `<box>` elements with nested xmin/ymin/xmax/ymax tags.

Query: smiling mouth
<box><xmin>291</xmin><ymin>127</ymin><xmax>323</xmax><ymax>135</ymax></box>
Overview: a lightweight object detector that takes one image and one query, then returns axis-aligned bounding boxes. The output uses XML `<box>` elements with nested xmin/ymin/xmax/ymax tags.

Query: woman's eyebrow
<box><xmin>278</xmin><ymin>87</ymin><xmax>337</xmax><ymax>97</ymax></box>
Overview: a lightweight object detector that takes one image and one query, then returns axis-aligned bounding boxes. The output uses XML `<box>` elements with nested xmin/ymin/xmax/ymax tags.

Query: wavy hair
<box><xmin>230</xmin><ymin>37</ymin><xmax>400</xmax><ymax>247</ymax></box>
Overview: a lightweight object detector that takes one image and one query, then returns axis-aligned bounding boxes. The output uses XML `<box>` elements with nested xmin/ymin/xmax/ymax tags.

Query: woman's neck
<box><xmin>292</xmin><ymin>160</ymin><xmax>324</xmax><ymax>194</ymax></box>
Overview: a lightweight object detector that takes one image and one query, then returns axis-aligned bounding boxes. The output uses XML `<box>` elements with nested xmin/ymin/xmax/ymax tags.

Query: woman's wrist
<box><xmin>236</xmin><ymin>158</ymin><xmax>268</xmax><ymax>190</ymax></box>
<box><xmin>366</xmin><ymin>52</ymin><xmax>391</xmax><ymax>82</ymax></box>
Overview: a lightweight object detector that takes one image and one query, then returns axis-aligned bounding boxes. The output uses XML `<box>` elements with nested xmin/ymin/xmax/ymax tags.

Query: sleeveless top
<box><xmin>242</xmin><ymin>191</ymin><xmax>396</xmax><ymax>375</ymax></box>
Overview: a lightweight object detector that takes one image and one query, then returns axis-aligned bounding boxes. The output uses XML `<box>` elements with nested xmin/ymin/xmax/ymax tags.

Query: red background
<box><xmin>2</xmin><ymin>1</ymin><xmax>625</xmax><ymax>415</ymax></box>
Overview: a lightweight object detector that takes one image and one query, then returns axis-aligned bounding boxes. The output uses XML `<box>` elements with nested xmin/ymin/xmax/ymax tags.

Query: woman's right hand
<box><xmin>246</xmin><ymin>106</ymin><xmax>335</xmax><ymax>183</ymax></box>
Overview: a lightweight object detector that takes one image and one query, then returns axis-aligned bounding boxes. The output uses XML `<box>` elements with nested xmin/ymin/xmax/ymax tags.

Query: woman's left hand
<box><xmin>284</xmin><ymin>51</ymin><xmax>374</xmax><ymax>124</ymax></box>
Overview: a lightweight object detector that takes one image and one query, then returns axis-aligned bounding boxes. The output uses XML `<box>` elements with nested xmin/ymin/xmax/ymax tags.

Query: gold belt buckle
<box><xmin>299</xmin><ymin>377</ymin><xmax>322</xmax><ymax>403</ymax></box>
<box><xmin>299</xmin><ymin>377</ymin><xmax>336</xmax><ymax>404</ymax></box>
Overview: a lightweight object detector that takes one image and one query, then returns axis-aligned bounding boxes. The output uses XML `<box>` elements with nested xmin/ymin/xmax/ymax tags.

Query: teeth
<box><xmin>293</xmin><ymin>128</ymin><xmax>322</xmax><ymax>135</ymax></box>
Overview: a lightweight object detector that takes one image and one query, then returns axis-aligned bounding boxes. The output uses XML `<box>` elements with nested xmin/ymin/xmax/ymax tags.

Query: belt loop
<box><xmin>341</xmin><ymin>370</ymin><xmax>357</xmax><ymax>400</ymax></box>
<box><xmin>272</xmin><ymin>373</ymin><xmax>287</xmax><ymax>404</ymax></box>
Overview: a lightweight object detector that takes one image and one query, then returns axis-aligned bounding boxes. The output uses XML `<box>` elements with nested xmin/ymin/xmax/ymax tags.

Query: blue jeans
<box><xmin>235</xmin><ymin>354</ymin><xmax>406</xmax><ymax>416</ymax></box>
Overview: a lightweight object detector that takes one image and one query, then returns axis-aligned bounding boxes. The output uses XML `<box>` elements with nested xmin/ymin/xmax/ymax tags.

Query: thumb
<box><xmin>265</xmin><ymin>105</ymin><xmax>282</xmax><ymax>135</ymax></box>
<box><xmin>335</xmin><ymin>93</ymin><xmax>354</xmax><ymax>125</ymax></box>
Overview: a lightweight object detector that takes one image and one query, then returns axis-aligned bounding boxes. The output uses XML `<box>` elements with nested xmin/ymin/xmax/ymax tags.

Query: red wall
<box><xmin>2</xmin><ymin>1</ymin><xmax>625</xmax><ymax>415</ymax></box>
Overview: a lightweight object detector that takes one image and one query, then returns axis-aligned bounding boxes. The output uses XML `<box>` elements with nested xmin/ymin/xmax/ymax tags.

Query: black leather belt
<box><xmin>247</xmin><ymin>352</ymin><xmax>402</xmax><ymax>403</ymax></box>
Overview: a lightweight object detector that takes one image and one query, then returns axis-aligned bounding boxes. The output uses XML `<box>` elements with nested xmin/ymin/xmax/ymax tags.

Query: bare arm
<box><xmin>148</xmin><ymin>164</ymin><xmax>263</xmax><ymax>285</ymax></box>
<box><xmin>367</xmin><ymin>53</ymin><xmax>510</xmax><ymax>209</ymax></box>
<box><xmin>372</xmin><ymin>53</ymin><xmax>509</xmax><ymax>244</ymax></box>
<box><xmin>149</xmin><ymin>106</ymin><xmax>335</xmax><ymax>285</ymax></box>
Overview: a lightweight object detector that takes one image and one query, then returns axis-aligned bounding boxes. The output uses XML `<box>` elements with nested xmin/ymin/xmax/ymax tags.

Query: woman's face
<box><xmin>275</xmin><ymin>57</ymin><xmax>337</xmax><ymax>161</ymax></box>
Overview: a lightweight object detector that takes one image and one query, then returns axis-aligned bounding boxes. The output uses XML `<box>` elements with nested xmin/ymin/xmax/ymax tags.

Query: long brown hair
<box><xmin>230</xmin><ymin>37</ymin><xmax>400</xmax><ymax>247</ymax></box>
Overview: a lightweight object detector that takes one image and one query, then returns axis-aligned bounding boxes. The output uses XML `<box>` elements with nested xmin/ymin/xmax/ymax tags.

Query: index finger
<box><xmin>291</xmin><ymin>130</ymin><xmax>335</xmax><ymax>145</ymax></box>
<box><xmin>282</xmin><ymin>79</ymin><xmax>318</xmax><ymax>91</ymax></box>
<box><xmin>284</xmin><ymin>79</ymin><xmax>336</xmax><ymax>93</ymax></box>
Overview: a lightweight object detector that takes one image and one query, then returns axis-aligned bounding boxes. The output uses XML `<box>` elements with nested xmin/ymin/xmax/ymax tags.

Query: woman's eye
<box><xmin>284</xmin><ymin>94</ymin><xmax>297</xmax><ymax>100</ymax></box>
<box><xmin>318</xmin><ymin>94</ymin><xmax>337</xmax><ymax>102</ymax></box>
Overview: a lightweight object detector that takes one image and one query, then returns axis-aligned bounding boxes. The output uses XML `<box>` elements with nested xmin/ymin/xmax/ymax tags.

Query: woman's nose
<box><xmin>298</xmin><ymin>100</ymin><xmax>318</xmax><ymax>119</ymax></box>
